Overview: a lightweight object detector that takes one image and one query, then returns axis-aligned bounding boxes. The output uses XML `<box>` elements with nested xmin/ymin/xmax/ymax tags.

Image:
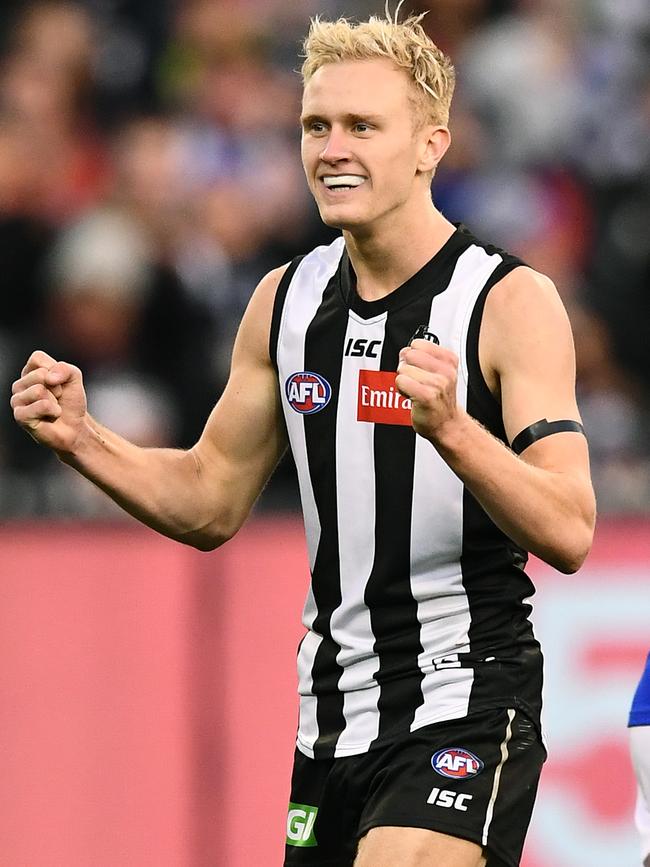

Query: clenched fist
<box><xmin>11</xmin><ymin>350</ymin><xmax>88</xmax><ymax>455</ymax></box>
<box><xmin>395</xmin><ymin>338</ymin><xmax>460</xmax><ymax>440</ymax></box>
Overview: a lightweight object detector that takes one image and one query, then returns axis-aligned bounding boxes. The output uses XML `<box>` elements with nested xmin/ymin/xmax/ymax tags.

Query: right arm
<box><xmin>10</xmin><ymin>266</ymin><xmax>289</xmax><ymax>550</ymax></box>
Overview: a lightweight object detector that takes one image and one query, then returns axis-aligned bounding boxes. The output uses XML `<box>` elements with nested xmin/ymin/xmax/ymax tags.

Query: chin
<box><xmin>318</xmin><ymin>205</ymin><xmax>368</xmax><ymax>232</ymax></box>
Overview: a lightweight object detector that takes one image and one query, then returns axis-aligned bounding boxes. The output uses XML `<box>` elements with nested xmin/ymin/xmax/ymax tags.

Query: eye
<box><xmin>353</xmin><ymin>122</ymin><xmax>372</xmax><ymax>134</ymax></box>
<box><xmin>304</xmin><ymin>120</ymin><xmax>327</xmax><ymax>135</ymax></box>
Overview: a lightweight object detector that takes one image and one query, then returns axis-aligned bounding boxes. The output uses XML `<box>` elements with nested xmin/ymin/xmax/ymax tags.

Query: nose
<box><xmin>319</xmin><ymin>126</ymin><xmax>351</xmax><ymax>164</ymax></box>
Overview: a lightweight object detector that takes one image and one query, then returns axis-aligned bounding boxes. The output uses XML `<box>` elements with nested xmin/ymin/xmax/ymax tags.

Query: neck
<box><xmin>343</xmin><ymin>202</ymin><xmax>456</xmax><ymax>302</ymax></box>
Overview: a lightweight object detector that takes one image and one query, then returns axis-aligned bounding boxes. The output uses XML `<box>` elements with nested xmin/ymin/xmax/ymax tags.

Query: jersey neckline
<box><xmin>338</xmin><ymin>224</ymin><xmax>475</xmax><ymax>319</ymax></box>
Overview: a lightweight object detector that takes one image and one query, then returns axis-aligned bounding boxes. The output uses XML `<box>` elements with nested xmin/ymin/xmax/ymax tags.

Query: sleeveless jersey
<box><xmin>270</xmin><ymin>225</ymin><xmax>543</xmax><ymax>760</ymax></box>
<box><xmin>629</xmin><ymin>653</ymin><xmax>650</xmax><ymax>727</ymax></box>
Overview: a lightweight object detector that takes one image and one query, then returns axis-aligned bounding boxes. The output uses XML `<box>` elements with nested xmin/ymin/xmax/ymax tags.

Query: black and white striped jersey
<box><xmin>270</xmin><ymin>225</ymin><xmax>543</xmax><ymax>761</ymax></box>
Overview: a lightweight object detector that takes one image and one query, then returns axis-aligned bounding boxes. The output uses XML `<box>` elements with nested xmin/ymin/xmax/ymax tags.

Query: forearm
<box><xmin>430</xmin><ymin>411</ymin><xmax>595</xmax><ymax>573</ymax></box>
<box><xmin>58</xmin><ymin>415</ymin><xmax>233</xmax><ymax>549</ymax></box>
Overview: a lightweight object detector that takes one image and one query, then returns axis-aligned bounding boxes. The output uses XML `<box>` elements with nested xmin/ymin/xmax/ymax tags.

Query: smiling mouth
<box><xmin>321</xmin><ymin>174</ymin><xmax>367</xmax><ymax>192</ymax></box>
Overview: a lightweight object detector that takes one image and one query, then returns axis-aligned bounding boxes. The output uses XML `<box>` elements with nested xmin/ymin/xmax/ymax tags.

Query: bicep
<box><xmin>191</xmin><ymin>267</ymin><xmax>288</xmax><ymax>517</ymax></box>
<box><xmin>199</xmin><ymin>352</ymin><xmax>287</xmax><ymax>490</ymax></box>
<box><xmin>482</xmin><ymin>268</ymin><xmax>590</xmax><ymax>477</ymax></box>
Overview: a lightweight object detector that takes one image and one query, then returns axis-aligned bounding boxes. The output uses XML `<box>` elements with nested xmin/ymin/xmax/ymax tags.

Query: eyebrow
<box><xmin>300</xmin><ymin>112</ymin><xmax>385</xmax><ymax>127</ymax></box>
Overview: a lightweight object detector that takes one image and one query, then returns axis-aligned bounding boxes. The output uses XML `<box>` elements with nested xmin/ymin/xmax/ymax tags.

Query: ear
<box><xmin>416</xmin><ymin>125</ymin><xmax>451</xmax><ymax>174</ymax></box>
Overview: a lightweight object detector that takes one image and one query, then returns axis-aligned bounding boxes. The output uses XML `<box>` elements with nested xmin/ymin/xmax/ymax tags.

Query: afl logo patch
<box><xmin>431</xmin><ymin>748</ymin><xmax>484</xmax><ymax>779</ymax></box>
<box><xmin>286</xmin><ymin>371</ymin><xmax>332</xmax><ymax>415</ymax></box>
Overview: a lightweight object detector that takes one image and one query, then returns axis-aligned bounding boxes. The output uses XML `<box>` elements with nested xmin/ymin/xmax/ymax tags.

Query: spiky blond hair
<box><xmin>301</xmin><ymin>3</ymin><xmax>455</xmax><ymax>126</ymax></box>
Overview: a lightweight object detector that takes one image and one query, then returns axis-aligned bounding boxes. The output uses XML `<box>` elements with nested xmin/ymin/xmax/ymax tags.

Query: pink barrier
<box><xmin>192</xmin><ymin>518</ymin><xmax>309</xmax><ymax>867</ymax></box>
<box><xmin>0</xmin><ymin>519</ymin><xmax>308</xmax><ymax>867</ymax></box>
<box><xmin>0</xmin><ymin>518</ymin><xmax>647</xmax><ymax>867</ymax></box>
<box><xmin>0</xmin><ymin>525</ymin><xmax>198</xmax><ymax>867</ymax></box>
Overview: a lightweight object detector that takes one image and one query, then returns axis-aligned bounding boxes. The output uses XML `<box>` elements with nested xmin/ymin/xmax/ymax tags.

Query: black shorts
<box><xmin>284</xmin><ymin>707</ymin><xmax>546</xmax><ymax>867</ymax></box>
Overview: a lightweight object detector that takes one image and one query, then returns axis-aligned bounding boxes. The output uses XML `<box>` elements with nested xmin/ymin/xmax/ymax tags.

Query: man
<box><xmin>629</xmin><ymin>653</ymin><xmax>650</xmax><ymax>867</ymax></box>
<box><xmin>11</xmin><ymin>11</ymin><xmax>595</xmax><ymax>867</ymax></box>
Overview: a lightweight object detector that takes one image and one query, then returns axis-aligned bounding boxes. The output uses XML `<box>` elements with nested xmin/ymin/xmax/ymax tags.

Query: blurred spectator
<box><xmin>411</xmin><ymin>0</ymin><xmax>511</xmax><ymax>56</ymax></box>
<box><xmin>0</xmin><ymin>2</ymin><xmax>110</xmax><ymax>222</ymax></box>
<box><xmin>570</xmin><ymin>302</ymin><xmax>650</xmax><ymax>512</ymax></box>
<box><xmin>0</xmin><ymin>206</ymin><xmax>218</xmax><ymax>516</ymax></box>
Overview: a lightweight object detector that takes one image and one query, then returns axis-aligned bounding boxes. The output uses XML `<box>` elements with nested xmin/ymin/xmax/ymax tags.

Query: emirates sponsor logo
<box><xmin>357</xmin><ymin>370</ymin><xmax>412</xmax><ymax>426</ymax></box>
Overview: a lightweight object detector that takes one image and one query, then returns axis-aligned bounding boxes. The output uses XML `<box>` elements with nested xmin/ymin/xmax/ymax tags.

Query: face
<box><xmin>300</xmin><ymin>58</ymin><xmax>440</xmax><ymax>234</ymax></box>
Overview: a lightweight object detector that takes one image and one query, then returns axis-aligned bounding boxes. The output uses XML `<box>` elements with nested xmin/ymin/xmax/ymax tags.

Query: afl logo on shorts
<box><xmin>431</xmin><ymin>748</ymin><xmax>484</xmax><ymax>779</ymax></box>
<box><xmin>286</xmin><ymin>371</ymin><xmax>332</xmax><ymax>415</ymax></box>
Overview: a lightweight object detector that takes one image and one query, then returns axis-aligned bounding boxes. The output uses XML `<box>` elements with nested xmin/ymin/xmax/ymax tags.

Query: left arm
<box><xmin>396</xmin><ymin>266</ymin><xmax>596</xmax><ymax>574</ymax></box>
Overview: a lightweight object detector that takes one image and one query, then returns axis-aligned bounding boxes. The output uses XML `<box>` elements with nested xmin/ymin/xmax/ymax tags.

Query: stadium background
<box><xmin>0</xmin><ymin>1</ymin><xmax>648</xmax><ymax>864</ymax></box>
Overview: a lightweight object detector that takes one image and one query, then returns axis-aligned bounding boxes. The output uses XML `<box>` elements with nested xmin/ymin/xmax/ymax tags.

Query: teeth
<box><xmin>323</xmin><ymin>175</ymin><xmax>365</xmax><ymax>188</ymax></box>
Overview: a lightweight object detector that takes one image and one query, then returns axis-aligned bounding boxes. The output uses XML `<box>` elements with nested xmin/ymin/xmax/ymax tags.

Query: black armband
<box><xmin>510</xmin><ymin>418</ymin><xmax>586</xmax><ymax>455</ymax></box>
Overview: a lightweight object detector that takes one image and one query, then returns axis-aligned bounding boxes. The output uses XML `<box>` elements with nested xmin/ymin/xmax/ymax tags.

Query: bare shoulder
<box><xmin>485</xmin><ymin>265</ymin><xmax>568</xmax><ymax>328</ymax></box>
<box><xmin>245</xmin><ymin>263</ymin><xmax>291</xmax><ymax>321</ymax></box>
<box><xmin>481</xmin><ymin>265</ymin><xmax>574</xmax><ymax>374</ymax></box>
<box><xmin>256</xmin><ymin>262</ymin><xmax>291</xmax><ymax>298</ymax></box>
<box><xmin>478</xmin><ymin>264</ymin><xmax>582</xmax><ymax>446</ymax></box>
<box><xmin>235</xmin><ymin>263</ymin><xmax>291</xmax><ymax>363</ymax></box>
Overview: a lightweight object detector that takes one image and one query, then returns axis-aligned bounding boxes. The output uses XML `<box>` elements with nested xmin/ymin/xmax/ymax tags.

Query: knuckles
<box><xmin>10</xmin><ymin>378</ymin><xmax>59</xmax><ymax>412</ymax></box>
<box><xmin>11</xmin><ymin>354</ymin><xmax>71</xmax><ymax>433</ymax></box>
<box><xmin>397</xmin><ymin>361</ymin><xmax>455</xmax><ymax>391</ymax></box>
<box><xmin>401</xmin><ymin>344</ymin><xmax>459</xmax><ymax>372</ymax></box>
<box><xmin>27</xmin><ymin>350</ymin><xmax>56</xmax><ymax>368</ymax></box>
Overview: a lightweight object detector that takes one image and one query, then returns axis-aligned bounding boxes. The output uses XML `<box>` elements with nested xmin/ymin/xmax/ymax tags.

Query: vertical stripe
<box><xmin>482</xmin><ymin>709</ymin><xmax>516</xmax><ymax>846</ymax></box>
<box><xmin>364</xmin><ymin>293</ymin><xmax>437</xmax><ymax>746</ymax></box>
<box><xmin>409</xmin><ymin>439</ymin><xmax>469</xmax><ymax>727</ymax></box>
<box><xmin>461</xmin><ymin>259</ymin><xmax>522</xmax><ymax>438</ymax></box>
<box><xmin>330</xmin><ymin>312</ymin><xmax>386</xmax><ymax>756</ymax></box>
<box><xmin>296</xmin><ymin>589</ymin><xmax>321</xmax><ymax>754</ymax></box>
<box><xmin>269</xmin><ymin>255</ymin><xmax>305</xmax><ymax>371</ymax></box>
<box><xmin>277</xmin><ymin>239</ymin><xmax>344</xmax><ymax>570</ymax></box>
<box><xmin>276</xmin><ymin>239</ymin><xmax>344</xmax><ymax>755</ymax></box>
<box><xmin>302</xmin><ymin>280</ymin><xmax>351</xmax><ymax>758</ymax></box>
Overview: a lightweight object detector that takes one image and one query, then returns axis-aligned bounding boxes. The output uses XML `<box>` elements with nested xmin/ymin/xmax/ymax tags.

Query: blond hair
<box><xmin>301</xmin><ymin>5</ymin><xmax>455</xmax><ymax>127</ymax></box>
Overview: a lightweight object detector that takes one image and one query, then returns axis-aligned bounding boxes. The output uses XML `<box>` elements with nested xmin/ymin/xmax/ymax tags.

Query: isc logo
<box><xmin>286</xmin><ymin>802</ymin><xmax>318</xmax><ymax>847</ymax></box>
<box><xmin>431</xmin><ymin>748</ymin><xmax>484</xmax><ymax>779</ymax></box>
<box><xmin>285</xmin><ymin>372</ymin><xmax>332</xmax><ymax>415</ymax></box>
<box><xmin>344</xmin><ymin>337</ymin><xmax>382</xmax><ymax>358</ymax></box>
<box><xmin>427</xmin><ymin>787</ymin><xmax>473</xmax><ymax>812</ymax></box>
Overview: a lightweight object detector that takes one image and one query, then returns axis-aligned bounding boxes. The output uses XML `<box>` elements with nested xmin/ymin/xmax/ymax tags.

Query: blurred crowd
<box><xmin>0</xmin><ymin>0</ymin><xmax>648</xmax><ymax>519</ymax></box>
